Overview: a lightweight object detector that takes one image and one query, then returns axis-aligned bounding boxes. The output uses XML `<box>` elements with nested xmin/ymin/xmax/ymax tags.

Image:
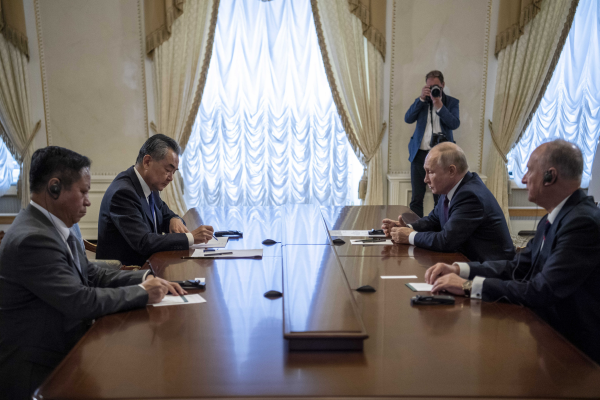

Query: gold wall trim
<box><xmin>138</xmin><ymin>0</ymin><xmax>149</xmax><ymax>138</ymax></box>
<box><xmin>478</xmin><ymin>0</ymin><xmax>492</xmax><ymax>173</ymax></box>
<box><xmin>33</xmin><ymin>0</ymin><xmax>49</xmax><ymax>146</ymax></box>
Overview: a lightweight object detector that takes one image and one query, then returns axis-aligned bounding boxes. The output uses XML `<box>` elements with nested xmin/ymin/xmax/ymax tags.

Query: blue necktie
<box><xmin>66</xmin><ymin>233</ymin><xmax>82</xmax><ymax>274</ymax></box>
<box><xmin>441</xmin><ymin>196</ymin><xmax>450</xmax><ymax>227</ymax></box>
<box><xmin>148</xmin><ymin>193</ymin><xmax>157</xmax><ymax>233</ymax></box>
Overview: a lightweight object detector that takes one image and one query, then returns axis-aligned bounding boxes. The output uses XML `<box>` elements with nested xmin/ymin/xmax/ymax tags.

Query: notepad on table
<box><xmin>350</xmin><ymin>239</ymin><xmax>393</xmax><ymax>246</ymax></box>
<box><xmin>329</xmin><ymin>230</ymin><xmax>386</xmax><ymax>237</ymax></box>
<box><xmin>381</xmin><ymin>275</ymin><xmax>418</xmax><ymax>279</ymax></box>
<box><xmin>152</xmin><ymin>294</ymin><xmax>206</xmax><ymax>307</ymax></box>
<box><xmin>187</xmin><ymin>249</ymin><xmax>263</xmax><ymax>259</ymax></box>
<box><xmin>191</xmin><ymin>237</ymin><xmax>229</xmax><ymax>249</ymax></box>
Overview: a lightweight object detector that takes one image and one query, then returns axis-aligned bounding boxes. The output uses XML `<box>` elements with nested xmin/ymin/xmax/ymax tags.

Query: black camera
<box><xmin>429</xmin><ymin>132</ymin><xmax>448</xmax><ymax>148</ymax></box>
<box><xmin>430</xmin><ymin>85</ymin><xmax>442</xmax><ymax>98</ymax></box>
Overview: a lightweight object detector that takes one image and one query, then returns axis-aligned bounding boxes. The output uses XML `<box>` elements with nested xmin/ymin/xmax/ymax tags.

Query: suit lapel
<box><xmin>126</xmin><ymin>166</ymin><xmax>156</xmax><ymax>230</ymax></box>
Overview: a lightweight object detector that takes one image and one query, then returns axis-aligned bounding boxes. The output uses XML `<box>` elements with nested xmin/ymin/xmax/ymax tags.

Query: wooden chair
<box><xmin>0</xmin><ymin>230</ymin><xmax>4</xmax><ymax>247</ymax></box>
<box><xmin>83</xmin><ymin>239</ymin><xmax>97</xmax><ymax>253</ymax></box>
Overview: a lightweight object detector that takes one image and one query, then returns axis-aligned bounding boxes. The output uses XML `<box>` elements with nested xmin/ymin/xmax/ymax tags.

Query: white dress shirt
<box><xmin>408</xmin><ymin>177</ymin><xmax>464</xmax><ymax>245</ymax></box>
<box><xmin>418</xmin><ymin>98</ymin><xmax>442</xmax><ymax>151</ymax></box>
<box><xmin>133</xmin><ymin>167</ymin><xmax>193</xmax><ymax>246</ymax></box>
<box><xmin>456</xmin><ymin>194</ymin><xmax>571</xmax><ymax>299</ymax></box>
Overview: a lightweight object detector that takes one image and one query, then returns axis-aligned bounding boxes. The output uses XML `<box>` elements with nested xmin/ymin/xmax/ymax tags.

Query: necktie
<box><xmin>540</xmin><ymin>220</ymin><xmax>551</xmax><ymax>251</ymax></box>
<box><xmin>66</xmin><ymin>233</ymin><xmax>82</xmax><ymax>274</ymax></box>
<box><xmin>441</xmin><ymin>195</ymin><xmax>450</xmax><ymax>227</ymax></box>
<box><xmin>148</xmin><ymin>193</ymin><xmax>157</xmax><ymax>233</ymax></box>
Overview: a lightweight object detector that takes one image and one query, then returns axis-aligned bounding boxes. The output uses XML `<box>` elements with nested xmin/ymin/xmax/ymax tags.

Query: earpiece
<box><xmin>48</xmin><ymin>181</ymin><xmax>61</xmax><ymax>199</ymax></box>
<box><xmin>543</xmin><ymin>170</ymin><xmax>553</xmax><ymax>184</ymax></box>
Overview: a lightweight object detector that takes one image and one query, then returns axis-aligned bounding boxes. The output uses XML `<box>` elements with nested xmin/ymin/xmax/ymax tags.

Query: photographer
<box><xmin>405</xmin><ymin>70</ymin><xmax>460</xmax><ymax>217</ymax></box>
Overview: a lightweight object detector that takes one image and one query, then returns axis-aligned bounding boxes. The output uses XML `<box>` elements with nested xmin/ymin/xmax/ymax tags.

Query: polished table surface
<box><xmin>36</xmin><ymin>205</ymin><xmax>600</xmax><ymax>399</ymax></box>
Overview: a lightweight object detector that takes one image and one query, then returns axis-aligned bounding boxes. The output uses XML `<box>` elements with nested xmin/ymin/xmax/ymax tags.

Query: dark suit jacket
<box><xmin>0</xmin><ymin>205</ymin><xmax>148</xmax><ymax>400</ymax></box>
<box><xmin>405</xmin><ymin>94</ymin><xmax>460</xmax><ymax>163</ymax></box>
<box><xmin>467</xmin><ymin>189</ymin><xmax>600</xmax><ymax>365</ymax></box>
<box><xmin>412</xmin><ymin>172</ymin><xmax>515</xmax><ymax>262</ymax></box>
<box><xmin>97</xmin><ymin>166</ymin><xmax>189</xmax><ymax>266</ymax></box>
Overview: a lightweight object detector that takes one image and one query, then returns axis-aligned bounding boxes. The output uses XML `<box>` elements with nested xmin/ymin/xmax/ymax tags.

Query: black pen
<box><xmin>146</xmin><ymin>259</ymin><xmax>157</xmax><ymax>277</ymax></box>
<box><xmin>358</xmin><ymin>238</ymin><xmax>386</xmax><ymax>243</ymax></box>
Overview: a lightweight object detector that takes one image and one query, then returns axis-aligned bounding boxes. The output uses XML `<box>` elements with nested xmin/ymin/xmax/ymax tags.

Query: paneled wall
<box><xmin>31</xmin><ymin>0</ymin><xmax>152</xmax><ymax>238</ymax></box>
<box><xmin>386</xmin><ymin>0</ymin><xmax>493</xmax><ymax>212</ymax></box>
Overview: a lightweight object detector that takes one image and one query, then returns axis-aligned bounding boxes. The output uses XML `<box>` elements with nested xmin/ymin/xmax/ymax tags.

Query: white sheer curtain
<box><xmin>182</xmin><ymin>0</ymin><xmax>362</xmax><ymax>208</ymax></box>
<box><xmin>0</xmin><ymin>138</ymin><xmax>17</xmax><ymax>197</ymax></box>
<box><xmin>507</xmin><ymin>0</ymin><xmax>599</xmax><ymax>188</ymax></box>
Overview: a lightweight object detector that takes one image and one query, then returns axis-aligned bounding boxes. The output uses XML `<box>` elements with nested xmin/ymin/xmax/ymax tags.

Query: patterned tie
<box><xmin>66</xmin><ymin>233</ymin><xmax>82</xmax><ymax>274</ymax></box>
<box><xmin>441</xmin><ymin>195</ymin><xmax>450</xmax><ymax>227</ymax></box>
<box><xmin>543</xmin><ymin>220</ymin><xmax>551</xmax><ymax>242</ymax></box>
<box><xmin>148</xmin><ymin>193</ymin><xmax>157</xmax><ymax>233</ymax></box>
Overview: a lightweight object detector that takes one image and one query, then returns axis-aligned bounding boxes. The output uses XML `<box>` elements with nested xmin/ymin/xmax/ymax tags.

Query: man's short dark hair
<box><xmin>542</xmin><ymin>139</ymin><xmax>584</xmax><ymax>182</ymax></box>
<box><xmin>426</xmin><ymin>70</ymin><xmax>444</xmax><ymax>84</ymax></box>
<box><xmin>136</xmin><ymin>134</ymin><xmax>181</xmax><ymax>165</ymax></box>
<box><xmin>29</xmin><ymin>146</ymin><xmax>91</xmax><ymax>194</ymax></box>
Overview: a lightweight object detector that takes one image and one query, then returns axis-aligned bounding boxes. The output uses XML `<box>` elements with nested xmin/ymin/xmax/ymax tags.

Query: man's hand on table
<box><xmin>170</xmin><ymin>218</ymin><xmax>190</xmax><ymax>234</ymax></box>
<box><xmin>142</xmin><ymin>276</ymin><xmax>187</xmax><ymax>304</ymax></box>
<box><xmin>390</xmin><ymin>227</ymin><xmax>414</xmax><ymax>244</ymax></box>
<box><xmin>425</xmin><ymin>263</ymin><xmax>466</xmax><ymax>296</ymax></box>
<box><xmin>381</xmin><ymin>215</ymin><xmax>407</xmax><ymax>236</ymax></box>
<box><xmin>191</xmin><ymin>225</ymin><xmax>214</xmax><ymax>244</ymax></box>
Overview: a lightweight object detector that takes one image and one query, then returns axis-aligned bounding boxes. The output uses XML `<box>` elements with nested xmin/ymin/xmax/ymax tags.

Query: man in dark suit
<box><xmin>425</xmin><ymin>140</ymin><xmax>600</xmax><ymax>364</ymax></box>
<box><xmin>0</xmin><ymin>146</ymin><xmax>184</xmax><ymax>400</ymax></box>
<box><xmin>405</xmin><ymin>70</ymin><xmax>460</xmax><ymax>217</ymax></box>
<box><xmin>97</xmin><ymin>134</ymin><xmax>213</xmax><ymax>266</ymax></box>
<box><xmin>382</xmin><ymin>142</ymin><xmax>514</xmax><ymax>263</ymax></box>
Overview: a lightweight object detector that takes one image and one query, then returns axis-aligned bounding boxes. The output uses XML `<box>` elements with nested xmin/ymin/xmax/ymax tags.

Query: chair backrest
<box><xmin>0</xmin><ymin>230</ymin><xmax>4</xmax><ymax>247</ymax></box>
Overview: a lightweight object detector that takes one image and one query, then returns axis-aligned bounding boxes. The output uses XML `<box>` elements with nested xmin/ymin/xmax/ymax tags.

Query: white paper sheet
<box><xmin>350</xmin><ymin>239</ymin><xmax>394</xmax><ymax>246</ymax></box>
<box><xmin>407</xmin><ymin>283</ymin><xmax>433</xmax><ymax>292</ymax></box>
<box><xmin>190</xmin><ymin>237</ymin><xmax>229</xmax><ymax>249</ymax></box>
<box><xmin>152</xmin><ymin>294</ymin><xmax>206</xmax><ymax>307</ymax></box>
<box><xmin>381</xmin><ymin>275</ymin><xmax>418</xmax><ymax>279</ymax></box>
<box><xmin>329</xmin><ymin>230</ymin><xmax>386</xmax><ymax>237</ymax></box>
<box><xmin>189</xmin><ymin>249</ymin><xmax>263</xmax><ymax>258</ymax></box>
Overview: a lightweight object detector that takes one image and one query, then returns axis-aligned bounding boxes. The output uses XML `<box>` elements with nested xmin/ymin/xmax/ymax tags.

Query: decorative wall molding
<box><xmin>478</xmin><ymin>0</ymin><xmax>493</xmax><ymax>173</ymax></box>
<box><xmin>33</xmin><ymin>0</ymin><xmax>50</xmax><ymax>145</ymax></box>
<box><xmin>386</xmin><ymin>0</ymin><xmax>398</xmax><ymax>173</ymax></box>
<box><xmin>137</xmin><ymin>0</ymin><xmax>149</xmax><ymax>138</ymax></box>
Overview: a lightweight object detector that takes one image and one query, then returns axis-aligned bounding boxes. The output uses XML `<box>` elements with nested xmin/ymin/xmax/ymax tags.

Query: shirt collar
<box><xmin>134</xmin><ymin>166</ymin><xmax>152</xmax><ymax>199</ymax></box>
<box><xmin>446</xmin><ymin>177</ymin><xmax>464</xmax><ymax>202</ymax></box>
<box><xmin>30</xmin><ymin>200</ymin><xmax>70</xmax><ymax>242</ymax></box>
<box><xmin>547</xmin><ymin>195</ymin><xmax>570</xmax><ymax>225</ymax></box>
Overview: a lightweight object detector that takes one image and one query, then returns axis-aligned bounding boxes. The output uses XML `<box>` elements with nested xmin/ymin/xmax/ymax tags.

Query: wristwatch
<box><xmin>462</xmin><ymin>280</ymin><xmax>473</xmax><ymax>297</ymax></box>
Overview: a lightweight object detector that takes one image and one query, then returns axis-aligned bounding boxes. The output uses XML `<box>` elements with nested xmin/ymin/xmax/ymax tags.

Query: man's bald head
<box><xmin>537</xmin><ymin>139</ymin><xmax>583</xmax><ymax>184</ymax></box>
<box><xmin>429</xmin><ymin>142</ymin><xmax>469</xmax><ymax>175</ymax></box>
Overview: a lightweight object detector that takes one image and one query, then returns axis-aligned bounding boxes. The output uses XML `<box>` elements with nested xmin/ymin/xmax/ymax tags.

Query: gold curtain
<box><xmin>0</xmin><ymin>0</ymin><xmax>28</xmax><ymax>59</ymax></box>
<box><xmin>347</xmin><ymin>0</ymin><xmax>386</xmax><ymax>59</ymax></box>
<box><xmin>495</xmin><ymin>0</ymin><xmax>542</xmax><ymax>55</ymax></box>
<box><xmin>151</xmin><ymin>0</ymin><xmax>219</xmax><ymax>216</ymax></box>
<box><xmin>145</xmin><ymin>0</ymin><xmax>185</xmax><ymax>54</ymax></box>
<box><xmin>487</xmin><ymin>0</ymin><xmax>578</xmax><ymax>228</ymax></box>
<box><xmin>312</xmin><ymin>0</ymin><xmax>386</xmax><ymax>205</ymax></box>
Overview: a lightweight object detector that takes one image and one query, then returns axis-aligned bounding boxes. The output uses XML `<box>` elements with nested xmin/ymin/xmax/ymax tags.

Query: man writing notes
<box><xmin>426</xmin><ymin>140</ymin><xmax>600</xmax><ymax>364</ymax></box>
<box><xmin>405</xmin><ymin>70</ymin><xmax>460</xmax><ymax>217</ymax></box>
<box><xmin>97</xmin><ymin>134</ymin><xmax>213</xmax><ymax>266</ymax></box>
<box><xmin>0</xmin><ymin>147</ymin><xmax>184</xmax><ymax>400</ymax></box>
<box><xmin>382</xmin><ymin>142</ymin><xmax>514</xmax><ymax>263</ymax></box>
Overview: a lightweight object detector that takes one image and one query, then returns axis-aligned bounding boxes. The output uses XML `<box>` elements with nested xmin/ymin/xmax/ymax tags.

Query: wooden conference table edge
<box><xmin>34</xmin><ymin>205</ymin><xmax>600</xmax><ymax>399</ymax></box>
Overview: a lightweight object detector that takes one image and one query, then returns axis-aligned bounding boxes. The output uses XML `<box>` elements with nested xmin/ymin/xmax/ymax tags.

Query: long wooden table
<box><xmin>35</xmin><ymin>205</ymin><xmax>600</xmax><ymax>399</ymax></box>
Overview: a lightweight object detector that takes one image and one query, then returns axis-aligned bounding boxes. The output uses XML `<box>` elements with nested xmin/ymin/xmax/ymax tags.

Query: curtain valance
<box><xmin>0</xmin><ymin>0</ymin><xmax>28</xmax><ymax>59</ymax></box>
<box><xmin>347</xmin><ymin>0</ymin><xmax>386</xmax><ymax>60</ymax></box>
<box><xmin>145</xmin><ymin>0</ymin><xmax>184</xmax><ymax>54</ymax></box>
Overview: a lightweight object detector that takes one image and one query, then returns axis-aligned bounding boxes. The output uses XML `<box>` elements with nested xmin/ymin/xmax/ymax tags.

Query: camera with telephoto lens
<box><xmin>430</xmin><ymin>85</ymin><xmax>442</xmax><ymax>98</ymax></box>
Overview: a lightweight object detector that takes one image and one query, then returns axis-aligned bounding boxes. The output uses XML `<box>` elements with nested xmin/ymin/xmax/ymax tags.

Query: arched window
<box><xmin>181</xmin><ymin>0</ymin><xmax>362</xmax><ymax>207</ymax></box>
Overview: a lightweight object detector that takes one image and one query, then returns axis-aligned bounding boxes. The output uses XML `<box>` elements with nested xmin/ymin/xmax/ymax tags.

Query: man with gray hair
<box><xmin>425</xmin><ymin>139</ymin><xmax>600</xmax><ymax>364</ymax></box>
<box><xmin>382</xmin><ymin>142</ymin><xmax>514</xmax><ymax>262</ymax></box>
<box><xmin>97</xmin><ymin>134</ymin><xmax>214</xmax><ymax>266</ymax></box>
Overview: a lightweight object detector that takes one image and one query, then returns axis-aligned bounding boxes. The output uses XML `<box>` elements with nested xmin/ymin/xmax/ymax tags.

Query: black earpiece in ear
<box><xmin>543</xmin><ymin>170</ymin><xmax>553</xmax><ymax>184</ymax></box>
<box><xmin>48</xmin><ymin>181</ymin><xmax>61</xmax><ymax>199</ymax></box>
